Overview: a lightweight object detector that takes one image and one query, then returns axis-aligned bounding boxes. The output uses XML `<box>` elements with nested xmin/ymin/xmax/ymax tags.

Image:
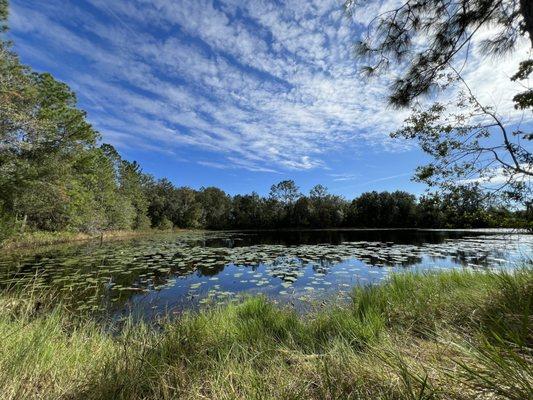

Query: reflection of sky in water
<box><xmin>0</xmin><ymin>231</ymin><xmax>531</xmax><ymax>319</ymax></box>
<box><xmin>123</xmin><ymin>246</ymin><xmax>531</xmax><ymax>319</ymax></box>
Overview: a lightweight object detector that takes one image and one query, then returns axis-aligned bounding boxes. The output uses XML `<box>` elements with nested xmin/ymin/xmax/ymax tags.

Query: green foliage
<box><xmin>345</xmin><ymin>0</ymin><xmax>533</xmax><ymax>107</ymax></box>
<box><xmin>0</xmin><ymin>0</ymin><xmax>8</xmax><ymax>33</ymax></box>
<box><xmin>348</xmin><ymin>1</ymin><xmax>532</xmax><ymax>203</ymax></box>
<box><xmin>196</xmin><ymin>187</ymin><xmax>231</xmax><ymax>229</ymax></box>
<box><xmin>347</xmin><ymin>191</ymin><xmax>417</xmax><ymax>228</ymax></box>
<box><xmin>119</xmin><ymin>160</ymin><xmax>150</xmax><ymax>229</ymax></box>
<box><xmin>1</xmin><ymin>36</ymin><xmax>102</xmax><ymax>232</ymax></box>
<box><xmin>0</xmin><ymin>2</ymin><xmax>155</xmax><ymax>240</ymax></box>
<box><xmin>142</xmin><ymin>181</ymin><xmax>528</xmax><ymax>231</ymax></box>
<box><xmin>392</xmin><ymin>90</ymin><xmax>532</xmax><ymax>203</ymax></box>
<box><xmin>308</xmin><ymin>185</ymin><xmax>346</xmax><ymax>227</ymax></box>
<box><xmin>157</xmin><ymin>216</ymin><xmax>173</xmax><ymax>231</ymax></box>
<box><xmin>230</xmin><ymin>192</ymin><xmax>266</xmax><ymax>228</ymax></box>
<box><xmin>0</xmin><ymin>201</ymin><xmax>16</xmax><ymax>242</ymax></box>
<box><xmin>512</xmin><ymin>59</ymin><xmax>533</xmax><ymax>113</ymax></box>
<box><xmin>269</xmin><ymin>179</ymin><xmax>301</xmax><ymax>205</ymax></box>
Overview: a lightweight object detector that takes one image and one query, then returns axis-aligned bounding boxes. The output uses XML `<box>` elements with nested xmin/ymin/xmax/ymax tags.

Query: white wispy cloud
<box><xmin>333</xmin><ymin>172</ymin><xmax>414</xmax><ymax>190</ymax></box>
<box><xmin>460</xmin><ymin>164</ymin><xmax>533</xmax><ymax>186</ymax></box>
<box><xmin>328</xmin><ymin>173</ymin><xmax>359</xmax><ymax>182</ymax></box>
<box><xmin>9</xmin><ymin>0</ymin><xmax>531</xmax><ymax>173</ymax></box>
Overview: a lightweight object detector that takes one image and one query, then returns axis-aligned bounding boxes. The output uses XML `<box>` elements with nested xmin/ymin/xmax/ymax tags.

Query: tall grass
<box><xmin>0</xmin><ymin>267</ymin><xmax>531</xmax><ymax>399</ymax></box>
<box><xmin>0</xmin><ymin>229</ymin><xmax>164</xmax><ymax>251</ymax></box>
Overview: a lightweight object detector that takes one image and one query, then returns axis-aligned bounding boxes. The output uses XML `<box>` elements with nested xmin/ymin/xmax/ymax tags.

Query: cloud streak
<box><xmin>9</xmin><ymin>0</ymin><xmax>530</xmax><ymax>174</ymax></box>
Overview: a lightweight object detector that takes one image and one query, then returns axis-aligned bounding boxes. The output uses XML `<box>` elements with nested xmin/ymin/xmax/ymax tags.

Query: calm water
<box><xmin>0</xmin><ymin>230</ymin><xmax>531</xmax><ymax>319</ymax></box>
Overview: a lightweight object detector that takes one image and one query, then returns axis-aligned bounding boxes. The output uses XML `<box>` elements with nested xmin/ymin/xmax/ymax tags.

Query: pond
<box><xmin>1</xmin><ymin>229</ymin><xmax>531</xmax><ymax>319</ymax></box>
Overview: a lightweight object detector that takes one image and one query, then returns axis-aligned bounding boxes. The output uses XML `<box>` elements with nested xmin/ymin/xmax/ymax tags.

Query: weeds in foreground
<box><xmin>0</xmin><ymin>267</ymin><xmax>531</xmax><ymax>399</ymax></box>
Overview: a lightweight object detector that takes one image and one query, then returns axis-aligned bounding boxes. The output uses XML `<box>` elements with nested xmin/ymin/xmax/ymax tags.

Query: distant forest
<box><xmin>0</xmin><ymin>3</ymin><xmax>530</xmax><ymax>242</ymax></box>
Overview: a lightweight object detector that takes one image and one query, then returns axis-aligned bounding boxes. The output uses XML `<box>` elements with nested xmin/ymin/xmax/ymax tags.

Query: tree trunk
<box><xmin>21</xmin><ymin>214</ymin><xmax>27</xmax><ymax>233</ymax></box>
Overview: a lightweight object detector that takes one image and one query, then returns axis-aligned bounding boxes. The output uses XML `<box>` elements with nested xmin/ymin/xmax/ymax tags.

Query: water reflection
<box><xmin>0</xmin><ymin>230</ymin><xmax>531</xmax><ymax>318</ymax></box>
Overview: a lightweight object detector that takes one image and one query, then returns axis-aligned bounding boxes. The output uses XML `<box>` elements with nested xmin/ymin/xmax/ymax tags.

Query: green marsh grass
<box><xmin>0</xmin><ymin>267</ymin><xmax>531</xmax><ymax>399</ymax></box>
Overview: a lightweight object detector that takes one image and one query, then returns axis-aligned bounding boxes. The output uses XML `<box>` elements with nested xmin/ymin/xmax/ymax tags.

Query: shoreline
<box><xmin>2</xmin><ymin>227</ymin><xmax>530</xmax><ymax>252</ymax></box>
<box><xmin>0</xmin><ymin>230</ymin><xmax>176</xmax><ymax>252</ymax></box>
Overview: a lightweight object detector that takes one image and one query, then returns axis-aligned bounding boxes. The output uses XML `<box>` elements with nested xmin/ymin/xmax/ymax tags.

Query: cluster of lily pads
<box><xmin>0</xmin><ymin>232</ymin><xmax>530</xmax><ymax>316</ymax></box>
<box><xmin>170</xmin><ymin>234</ymin><xmax>531</xmax><ymax>270</ymax></box>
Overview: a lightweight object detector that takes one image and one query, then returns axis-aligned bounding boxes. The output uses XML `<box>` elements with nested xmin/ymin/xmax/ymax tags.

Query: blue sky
<box><xmin>8</xmin><ymin>0</ymin><xmax>530</xmax><ymax>198</ymax></box>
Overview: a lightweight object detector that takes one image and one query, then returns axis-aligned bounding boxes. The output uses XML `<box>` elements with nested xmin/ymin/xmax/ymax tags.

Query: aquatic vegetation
<box><xmin>0</xmin><ymin>267</ymin><xmax>530</xmax><ymax>399</ymax></box>
<box><xmin>0</xmin><ymin>231</ymin><xmax>531</xmax><ymax>318</ymax></box>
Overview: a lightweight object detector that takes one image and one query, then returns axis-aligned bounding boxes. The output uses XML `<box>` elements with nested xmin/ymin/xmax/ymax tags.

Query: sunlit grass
<box><xmin>0</xmin><ymin>266</ymin><xmax>531</xmax><ymax>399</ymax></box>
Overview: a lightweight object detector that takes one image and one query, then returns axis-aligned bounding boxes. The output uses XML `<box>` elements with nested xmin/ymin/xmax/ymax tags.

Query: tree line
<box><xmin>146</xmin><ymin>180</ymin><xmax>530</xmax><ymax>230</ymax></box>
<box><xmin>0</xmin><ymin>1</ymin><xmax>529</xmax><ymax>243</ymax></box>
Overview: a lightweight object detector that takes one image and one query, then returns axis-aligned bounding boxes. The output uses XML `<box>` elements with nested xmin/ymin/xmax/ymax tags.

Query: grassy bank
<box><xmin>0</xmin><ymin>230</ymin><xmax>148</xmax><ymax>250</ymax></box>
<box><xmin>0</xmin><ymin>268</ymin><xmax>531</xmax><ymax>399</ymax></box>
<box><xmin>0</xmin><ymin>229</ymin><xmax>199</xmax><ymax>251</ymax></box>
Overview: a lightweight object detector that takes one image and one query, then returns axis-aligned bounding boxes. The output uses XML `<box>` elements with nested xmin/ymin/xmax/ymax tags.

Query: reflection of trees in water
<box><xmin>451</xmin><ymin>249</ymin><xmax>509</xmax><ymax>267</ymax></box>
<box><xmin>312</xmin><ymin>259</ymin><xmax>335</xmax><ymax>273</ymax></box>
<box><xmin>267</xmin><ymin>257</ymin><xmax>336</xmax><ymax>282</ymax></box>
<box><xmin>209</xmin><ymin>230</ymin><xmax>485</xmax><ymax>247</ymax></box>
<box><xmin>1</xmin><ymin>232</ymin><xmax>530</xmax><ymax>315</ymax></box>
<box><xmin>196</xmin><ymin>263</ymin><xmax>225</xmax><ymax>276</ymax></box>
<box><xmin>362</xmin><ymin>254</ymin><xmax>424</xmax><ymax>268</ymax></box>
